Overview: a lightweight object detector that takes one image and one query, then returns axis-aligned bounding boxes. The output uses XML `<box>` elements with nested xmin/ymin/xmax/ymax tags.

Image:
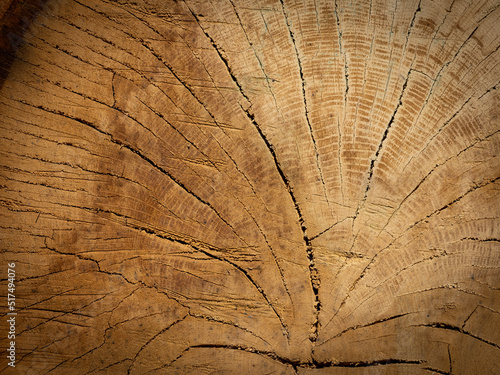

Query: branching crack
<box><xmin>408</xmin><ymin>176</ymin><xmax>500</xmax><ymax>230</ymax></box>
<box><xmin>241</xmin><ymin>107</ymin><xmax>320</xmax><ymax>342</ymax></box>
<box><xmin>47</xmin><ymin>202</ymin><xmax>290</xmax><ymax>338</ymax></box>
<box><xmin>119</xmin><ymin>29</ymin><xmax>231</xmax><ymax>136</ymax></box>
<box><xmin>19</xmin><ymin>100</ymin><xmax>241</xmax><ymax>239</ymax></box>
<box><xmin>386</xmin><ymin>129</ymin><xmax>499</xmax><ymax>231</ymax></box>
<box><xmin>166</xmin><ymin>343</ymin><xmax>424</xmax><ymax>370</ymax></box>
<box><xmin>354</xmin><ymin>68</ymin><xmax>413</xmax><ymax>222</ymax></box>
<box><xmin>185</xmin><ymin>7</ymin><xmax>250</xmax><ymax>104</ymax></box>
<box><xmin>17</xmin><ymin>100</ymin><xmax>291</xmax><ymax>337</ymax></box>
<box><xmin>279</xmin><ymin>0</ymin><xmax>321</xmax><ymax>343</ymax></box>
<box><xmin>188</xmin><ymin>313</ymin><xmax>273</xmax><ymax>348</ymax></box>
<box><xmin>183</xmin><ymin>5</ymin><xmax>296</xmax><ymax>328</ymax></box>
<box><xmin>184</xmin><ymin>0</ymin><xmax>321</xmax><ymax>345</ymax></box>
<box><xmin>419</xmin><ymin>323</ymin><xmax>500</xmax><ymax>349</ymax></box>
<box><xmin>333</xmin><ymin>175</ymin><xmax>499</xmax><ymax>325</ymax></box>
<box><xmin>320</xmin><ymin>313</ymin><xmax>410</xmax><ymax>346</ymax></box>
<box><xmin>127</xmin><ymin>315</ymin><xmax>188</xmax><ymax>374</ymax></box>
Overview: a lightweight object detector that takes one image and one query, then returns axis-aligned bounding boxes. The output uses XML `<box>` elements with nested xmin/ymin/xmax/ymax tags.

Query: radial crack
<box><xmin>354</xmin><ymin>68</ymin><xmax>413</xmax><ymax>223</ymax></box>
<box><xmin>418</xmin><ymin>323</ymin><xmax>500</xmax><ymax>349</ymax></box>
<box><xmin>184</xmin><ymin>5</ymin><xmax>294</xmax><ymax>309</ymax></box>
<box><xmin>403</xmin><ymin>0</ymin><xmax>422</xmax><ymax>52</ymax></box>
<box><xmin>279</xmin><ymin>0</ymin><xmax>322</xmax><ymax>343</ymax></box>
<box><xmin>334</xmin><ymin>0</ymin><xmax>348</xmax><ymax>104</ymax></box>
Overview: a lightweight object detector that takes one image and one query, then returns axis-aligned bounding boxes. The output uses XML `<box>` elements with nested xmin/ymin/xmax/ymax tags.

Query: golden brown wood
<box><xmin>0</xmin><ymin>0</ymin><xmax>499</xmax><ymax>373</ymax></box>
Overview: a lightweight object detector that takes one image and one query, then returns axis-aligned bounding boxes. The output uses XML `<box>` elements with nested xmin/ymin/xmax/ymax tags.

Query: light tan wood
<box><xmin>0</xmin><ymin>0</ymin><xmax>499</xmax><ymax>373</ymax></box>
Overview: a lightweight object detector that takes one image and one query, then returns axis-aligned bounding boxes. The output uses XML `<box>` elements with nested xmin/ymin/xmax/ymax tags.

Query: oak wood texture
<box><xmin>1</xmin><ymin>0</ymin><xmax>499</xmax><ymax>373</ymax></box>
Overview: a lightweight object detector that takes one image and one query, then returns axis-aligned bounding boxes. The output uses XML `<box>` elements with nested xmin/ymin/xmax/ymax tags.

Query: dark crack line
<box><xmin>423</xmin><ymin>367</ymin><xmax>451</xmax><ymax>375</ymax></box>
<box><xmin>225</xmin><ymin>0</ymin><xmax>281</xmax><ymax>108</ymax></box>
<box><xmin>448</xmin><ymin>343</ymin><xmax>453</xmax><ymax>374</ymax></box>
<box><xmin>403</xmin><ymin>0</ymin><xmax>422</xmax><ymax>52</ymax></box>
<box><xmin>232</xmin><ymin>194</ymin><xmax>294</xmax><ymax>308</ymax></box>
<box><xmin>386</xmin><ymin>128</ymin><xmax>500</xmax><ymax>233</ymax></box>
<box><xmin>280</xmin><ymin>0</ymin><xmax>330</xmax><ymax>211</ymax></box>
<box><xmin>334</xmin><ymin>0</ymin><xmax>348</xmax><ymax>105</ymax></box>
<box><xmin>408</xmin><ymin>176</ymin><xmax>500</xmax><ymax>231</ymax></box>
<box><xmin>315</xmin><ymin>358</ymin><xmax>424</xmax><ymax>368</ymax></box>
<box><xmin>85</xmin><ymin>359</ymin><xmax>132</xmax><ymax>375</ymax></box>
<box><xmin>44</xmin><ymin>3</ymin><xmax>235</xmax><ymax>136</ymax></box>
<box><xmin>320</xmin><ymin>313</ymin><xmax>411</xmax><ymax>347</ymax></box>
<box><xmin>1</xmin><ymin>145</ymin><xmax>182</xmax><ymax>220</ymax></box>
<box><xmin>73</xmin><ymin>0</ymin><xmax>233</xmax><ymax>135</ymax></box>
<box><xmin>138</xmin><ymin>218</ymin><xmax>290</xmax><ymax>341</ymax></box>
<box><xmin>419</xmin><ymin>23</ymin><xmax>481</xmax><ymax>109</ymax></box>
<box><xmin>188</xmin><ymin>313</ymin><xmax>273</xmax><ymax>348</ymax></box>
<box><xmin>419</xmin><ymin>323</ymin><xmax>500</xmax><ymax>350</ymax></box>
<box><xmin>122</xmin><ymin>32</ymin><xmax>232</xmax><ymax>136</ymax></box>
<box><xmin>310</xmin><ymin>216</ymin><xmax>353</xmax><ymax>241</ymax></box>
<box><xmin>44</xmin><ymin>198</ymin><xmax>290</xmax><ymax>340</ymax></box>
<box><xmin>165</xmin><ymin>343</ymin><xmax>424</xmax><ymax>370</ymax></box>
<box><xmin>136</xmin><ymin>98</ymin><xmax>219</xmax><ymax>169</ymax></box>
<box><xmin>185</xmin><ymin>6</ymin><xmax>250</xmax><ymax>105</ymax></box>
<box><xmin>331</xmin><ymin>176</ymin><xmax>499</xmax><ymax>327</ymax></box>
<box><xmin>182</xmin><ymin>5</ymin><xmax>295</xmax><ymax>310</ymax></box>
<box><xmin>399</xmin><ymin>283</ymin><xmax>488</xmax><ymax>299</ymax></box>
<box><xmin>401</xmin><ymin>46</ymin><xmax>486</xmax><ymax>147</ymax></box>
<box><xmin>460</xmin><ymin>237</ymin><xmax>500</xmax><ymax>243</ymax></box>
<box><xmin>240</xmin><ymin>104</ymin><xmax>319</xmax><ymax>343</ymax></box>
<box><xmin>353</xmin><ymin>67</ymin><xmax>413</xmax><ymax>224</ymax></box>
<box><xmin>14</xmin><ymin>97</ymin><xmax>268</xmax><ymax>263</ymax></box>
<box><xmin>18</xmin><ymin>99</ymin><xmax>244</xmax><ymax>242</ymax></box>
<box><xmin>478</xmin><ymin>80</ymin><xmax>499</xmax><ymax>101</ymax></box>
<box><xmin>185</xmin><ymin>0</ymin><xmax>317</xmax><ymax>345</ymax></box>
<box><xmin>279</xmin><ymin>0</ymin><xmax>321</xmax><ymax>343</ymax></box>
<box><xmin>57</xmin><ymin>13</ymin><xmax>138</xmax><ymax>63</ymax></box>
<box><xmin>127</xmin><ymin>315</ymin><xmax>188</xmax><ymax>374</ymax></box>
<box><xmin>12</xmin><ymin>287</ymin><xmax>98</xmax><ymax>337</ymax></box>
<box><xmin>425</xmin><ymin>0</ymin><xmax>454</xmax><ymax>64</ymax></box>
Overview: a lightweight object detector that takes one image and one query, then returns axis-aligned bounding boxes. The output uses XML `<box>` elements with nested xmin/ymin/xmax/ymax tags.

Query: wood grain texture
<box><xmin>0</xmin><ymin>0</ymin><xmax>499</xmax><ymax>373</ymax></box>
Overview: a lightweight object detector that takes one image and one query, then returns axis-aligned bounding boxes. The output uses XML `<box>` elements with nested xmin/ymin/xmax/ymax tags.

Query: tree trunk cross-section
<box><xmin>0</xmin><ymin>0</ymin><xmax>499</xmax><ymax>373</ymax></box>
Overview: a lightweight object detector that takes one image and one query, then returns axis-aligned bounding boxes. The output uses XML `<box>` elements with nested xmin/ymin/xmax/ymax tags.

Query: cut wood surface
<box><xmin>0</xmin><ymin>0</ymin><xmax>499</xmax><ymax>373</ymax></box>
